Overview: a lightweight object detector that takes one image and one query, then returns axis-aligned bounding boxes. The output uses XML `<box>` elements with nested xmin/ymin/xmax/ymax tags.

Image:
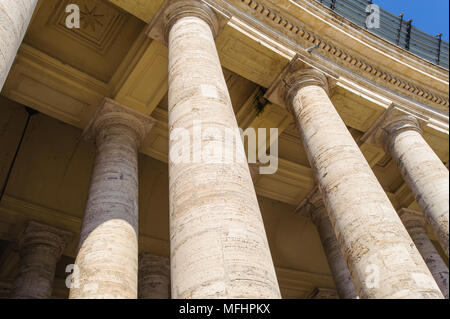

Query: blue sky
<box><xmin>373</xmin><ymin>0</ymin><xmax>449</xmax><ymax>41</ymax></box>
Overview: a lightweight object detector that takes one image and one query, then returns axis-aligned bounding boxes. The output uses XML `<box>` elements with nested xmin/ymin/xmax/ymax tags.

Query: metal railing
<box><xmin>316</xmin><ymin>0</ymin><xmax>449</xmax><ymax>69</ymax></box>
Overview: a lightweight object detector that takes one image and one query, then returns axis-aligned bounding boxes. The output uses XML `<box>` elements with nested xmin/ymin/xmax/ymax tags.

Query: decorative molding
<box><xmin>398</xmin><ymin>208</ymin><xmax>426</xmax><ymax>229</ymax></box>
<box><xmin>146</xmin><ymin>0</ymin><xmax>230</xmax><ymax>44</ymax></box>
<box><xmin>295</xmin><ymin>186</ymin><xmax>320</xmax><ymax>218</ymax></box>
<box><xmin>114</xmin><ymin>40</ymin><xmax>168</xmax><ymax>116</ymax></box>
<box><xmin>236</xmin><ymin>0</ymin><xmax>449</xmax><ymax>109</ymax></box>
<box><xmin>254</xmin><ymin>158</ymin><xmax>315</xmax><ymax>205</ymax></box>
<box><xmin>264</xmin><ymin>55</ymin><xmax>334</xmax><ymax>109</ymax></box>
<box><xmin>17</xmin><ymin>221</ymin><xmax>73</xmax><ymax>258</ymax></box>
<box><xmin>106</xmin><ymin>0</ymin><xmax>165</xmax><ymax>23</ymax></box>
<box><xmin>2</xmin><ymin>44</ymin><xmax>107</xmax><ymax>129</ymax></box>
<box><xmin>83</xmin><ymin>97</ymin><xmax>156</xmax><ymax>145</ymax></box>
<box><xmin>361</xmin><ymin>104</ymin><xmax>428</xmax><ymax>152</ymax></box>
<box><xmin>48</xmin><ymin>0</ymin><xmax>128</xmax><ymax>55</ymax></box>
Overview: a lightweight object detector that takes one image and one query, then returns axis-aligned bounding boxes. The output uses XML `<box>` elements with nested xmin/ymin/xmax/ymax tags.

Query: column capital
<box><xmin>248</xmin><ymin>163</ymin><xmax>262</xmax><ymax>183</ymax></box>
<box><xmin>138</xmin><ymin>253</ymin><xmax>170</xmax><ymax>299</ymax></box>
<box><xmin>84</xmin><ymin>98</ymin><xmax>155</xmax><ymax>147</ymax></box>
<box><xmin>265</xmin><ymin>56</ymin><xmax>332</xmax><ymax>111</ymax></box>
<box><xmin>139</xmin><ymin>252</ymin><xmax>170</xmax><ymax>270</ymax></box>
<box><xmin>146</xmin><ymin>0</ymin><xmax>227</xmax><ymax>44</ymax></box>
<box><xmin>361</xmin><ymin>104</ymin><xmax>426</xmax><ymax>152</ymax></box>
<box><xmin>18</xmin><ymin>221</ymin><xmax>73</xmax><ymax>258</ymax></box>
<box><xmin>398</xmin><ymin>208</ymin><xmax>426</xmax><ymax>230</ymax></box>
<box><xmin>296</xmin><ymin>186</ymin><xmax>327</xmax><ymax>225</ymax></box>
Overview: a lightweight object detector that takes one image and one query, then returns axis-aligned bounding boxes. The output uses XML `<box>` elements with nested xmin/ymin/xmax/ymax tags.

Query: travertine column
<box><xmin>399</xmin><ymin>208</ymin><xmax>449</xmax><ymax>298</ymax></box>
<box><xmin>0</xmin><ymin>0</ymin><xmax>38</xmax><ymax>90</ymax></box>
<box><xmin>148</xmin><ymin>0</ymin><xmax>280</xmax><ymax>298</ymax></box>
<box><xmin>271</xmin><ymin>64</ymin><xmax>443</xmax><ymax>298</ymax></box>
<box><xmin>138</xmin><ymin>253</ymin><xmax>170</xmax><ymax>299</ymax></box>
<box><xmin>69</xmin><ymin>98</ymin><xmax>154</xmax><ymax>299</ymax></box>
<box><xmin>11</xmin><ymin>221</ymin><xmax>73</xmax><ymax>299</ymax></box>
<box><xmin>300</xmin><ymin>188</ymin><xmax>358</xmax><ymax>299</ymax></box>
<box><xmin>382</xmin><ymin>114</ymin><xmax>449</xmax><ymax>258</ymax></box>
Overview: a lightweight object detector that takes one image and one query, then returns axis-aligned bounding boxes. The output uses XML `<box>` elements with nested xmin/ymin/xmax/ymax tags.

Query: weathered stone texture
<box><xmin>305</xmin><ymin>189</ymin><xmax>358</xmax><ymax>299</ymax></box>
<box><xmin>399</xmin><ymin>209</ymin><xmax>449</xmax><ymax>298</ymax></box>
<box><xmin>165</xmin><ymin>2</ymin><xmax>280</xmax><ymax>299</ymax></box>
<box><xmin>139</xmin><ymin>253</ymin><xmax>170</xmax><ymax>299</ymax></box>
<box><xmin>384</xmin><ymin>116</ymin><xmax>449</xmax><ymax>258</ymax></box>
<box><xmin>11</xmin><ymin>221</ymin><xmax>72</xmax><ymax>299</ymax></box>
<box><xmin>69</xmin><ymin>99</ymin><xmax>154</xmax><ymax>299</ymax></box>
<box><xmin>0</xmin><ymin>0</ymin><xmax>37</xmax><ymax>90</ymax></box>
<box><xmin>284</xmin><ymin>68</ymin><xmax>443</xmax><ymax>299</ymax></box>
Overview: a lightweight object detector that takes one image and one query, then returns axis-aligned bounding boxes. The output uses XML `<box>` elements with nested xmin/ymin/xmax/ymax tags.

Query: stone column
<box><xmin>69</xmin><ymin>98</ymin><xmax>154</xmax><ymax>299</ymax></box>
<box><xmin>399</xmin><ymin>208</ymin><xmax>449</xmax><ymax>298</ymax></box>
<box><xmin>266</xmin><ymin>62</ymin><xmax>443</xmax><ymax>299</ymax></box>
<box><xmin>138</xmin><ymin>253</ymin><xmax>170</xmax><ymax>299</ymax></box>
<box><xmin>147</xmin><ymin>0</ymin><xmax>280</xmax><ymax>298</ymax></box>
<box><xmin>381</xmin><ymin>114</ymin><xmax>449</xmax><ymax>258</ymax></box>
<box><xmin>11</xmin><ymin>221</ymin><xmax>73</xmax><ymax>299</ymax></box>
<box><xmin>299</xmin><ymin>188</ymin><xmax>358</xmax><ymax>299</ymax></box>
<box><xmin>0</xmin><ymin>0</ymin><xmax>38</xmax><ymax>90</ymax></box>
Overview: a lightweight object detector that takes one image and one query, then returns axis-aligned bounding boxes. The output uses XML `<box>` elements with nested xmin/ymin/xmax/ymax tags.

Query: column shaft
<box><xmin>69</xmin><ymin>99</ymin><xmax>153</xmax><ymax>299</ymax></box>
<box><xmin>0</xmin><ymin>0</ymin><xmax>37</xmax><ymax>90</ymax></box>
<box><xmin>387</xmin><ymin>126</ymin><xmax>449</xmax><ymax>257</ymax></box>
<box><xmin>399</xmin><ymin>209</ymin><xmax>449</xmax><ymax>298</ymax></box>
<box><xmin>309</xmin><ymin>199</ymin><xmax>358</xmax><ymax>299</ymax></box>
<box><xmin>139</xmin><ymin>253</ymin><xmax>170</xmax><ymax>299</ymax></box>
<box><xmin>166</xmin><ymin>4</ymin><xmax>280</xmax><ymax>298</ymax></box>
<box><xmin>285</xmin><ymin>68</ymin><xmax>443</xmax><ymax>298</ymax></box>
<box><xmin>11</xmin><ymin>221</ymin><xmax>72</xmax><ymax>299</ymax></box>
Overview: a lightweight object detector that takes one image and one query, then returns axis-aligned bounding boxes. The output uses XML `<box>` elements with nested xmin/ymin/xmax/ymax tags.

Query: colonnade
<box><xmin>2</xmin><ymin>0</ymin><xmax>448</xmax><ymax>299</ymax></box>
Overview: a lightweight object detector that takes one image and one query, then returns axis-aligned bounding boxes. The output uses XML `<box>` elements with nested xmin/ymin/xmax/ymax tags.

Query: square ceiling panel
<box><xmin>24</xmin><ymin>0</ymin><xmax>145</xmax><ymax>82</ymax></box>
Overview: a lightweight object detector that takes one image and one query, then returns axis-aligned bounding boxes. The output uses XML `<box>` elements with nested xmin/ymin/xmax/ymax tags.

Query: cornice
<box><xmin>232</xmin><ymin>0</ymin><xmax>449</xmax><ymax>110</ymax></box>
